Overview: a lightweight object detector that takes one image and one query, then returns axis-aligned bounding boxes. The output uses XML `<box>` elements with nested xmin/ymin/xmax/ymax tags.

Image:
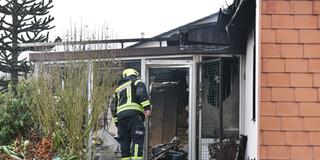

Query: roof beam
<box><xmin>30</xmin><ymin>45</ymin><xmax>244</xmax><ymax>62</ymax></box>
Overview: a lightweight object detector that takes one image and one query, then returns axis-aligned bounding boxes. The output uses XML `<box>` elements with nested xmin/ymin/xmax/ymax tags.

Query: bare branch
<box><xmin>0</xmin><ymin>1</ymin><xmax>13</xmax><ymax>14</ymax></box>
<box><xmin>1</xmin><ymin>18</ymin><xmax>13</xmax><ymax>28</ymax></box>
<box><xmin>0</xmin><ymin>25</ymin><xmax>12</xmax><ymax>32</ymax></box>
<box><xmin>0</xmin><ymin>63</ymin><xmax>13</xmax><ymax>73</ymax></box>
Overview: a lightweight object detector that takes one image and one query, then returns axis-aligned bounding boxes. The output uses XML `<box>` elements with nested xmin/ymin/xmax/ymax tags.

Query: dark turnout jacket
<box><xmin>111</xmin><ymin>76</ymin><xmax>151</xmax><ymax>123</ymax></box>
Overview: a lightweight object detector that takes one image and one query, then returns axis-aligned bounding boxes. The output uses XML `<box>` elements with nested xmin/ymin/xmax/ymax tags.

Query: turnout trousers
<box><xmin>118</xmin><ymin>115</ymin><xmax>145</xmax><ymax>160</ymax></box>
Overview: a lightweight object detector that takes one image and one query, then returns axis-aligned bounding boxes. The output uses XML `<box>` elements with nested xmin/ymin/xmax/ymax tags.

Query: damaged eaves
<box><xmin>159</xmin><ymin>0</ymin><xmax>255</xmax><ymax>48</ymax></box>
<box><xmin>226</xmin><ymin>0</ymin><xmax>256</xmax><ymax>48</ymax></box>
<box><xmin>173</xmin><ymin>23</ymin><xmax>230</xmax><ymax>46</ymax></box>
<box><xmin>128</xmin><ymin>13</ymin><xmax>221</xmax><ymax>48</ymax></box>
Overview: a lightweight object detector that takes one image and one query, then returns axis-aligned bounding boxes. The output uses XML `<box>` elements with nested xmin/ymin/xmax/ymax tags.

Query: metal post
<box><xmin>141</xmin><ymin>59</ymin><xmax>149</xmax><ymax>160</ymax></box>
<box><xmin>219</xmin><ymin>58</ymin><xmax>224</xmax><ymax>156</ymax></box>
<box><xmin>34</xmin><ymin>62</ymin><xmax>40</xmax><ymax>78</ymax></box>
<box><xmin>87</xmin><ymin>62</ymin><xmax>94</xmax><ymax>160</ymax></box>
<box><xmin>196</xmin><ymin>57</ymin><xmax>202</xmax><ymax>160</ymax></box>
<box><xmin>190</xmin><ymin>54</ymin><xmax>200</xmax><ymax>160</ymax></box>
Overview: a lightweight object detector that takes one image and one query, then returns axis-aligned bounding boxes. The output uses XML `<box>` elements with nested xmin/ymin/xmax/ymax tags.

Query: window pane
<box><xmin>222</xmin><ymin>58</ymin><xmax>239</xmax><ymax>138</ymax></box>
<box><xmin>201</xmin><ymin>60</ymin><xmax>221</xmax><ymax>138</ymax></box>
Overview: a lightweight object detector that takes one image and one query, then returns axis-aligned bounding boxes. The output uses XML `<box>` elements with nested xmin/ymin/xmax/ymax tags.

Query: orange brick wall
<box><xmin>261</xmin><ymin>0</ymin><xmax>320</xmax><ymax>159</ymax></box>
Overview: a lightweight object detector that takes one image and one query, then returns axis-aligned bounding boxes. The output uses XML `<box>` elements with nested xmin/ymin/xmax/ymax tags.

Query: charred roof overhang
<box><xmin>167</xmin><ymin>23</ymin><xmax>230</xmax><ymax>46</ymax></box>
<box><xmin>166</xmin><ymin>0</ymin><xmax>255</xmax><ymax>50</ymax></box>
<box><xmin>29</xmin><ymin>45</ymin><xmax>245</xmax><ymax>62</ymax></box>
<box><xmin>226</xmin><ymin>0</ymin><xmax>255</xmax><ymax>48</ymax></box>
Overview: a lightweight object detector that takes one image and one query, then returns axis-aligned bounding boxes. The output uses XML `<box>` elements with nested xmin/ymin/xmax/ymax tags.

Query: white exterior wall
<box><xmin>241</xmin><ymin>30</ymin><xmax>258</xmax><ymax>160</ymax></box>
<box><xmin>136</xmin><ymin>41</ymin><xmax>168</xmax><ymax>48</ymax></box>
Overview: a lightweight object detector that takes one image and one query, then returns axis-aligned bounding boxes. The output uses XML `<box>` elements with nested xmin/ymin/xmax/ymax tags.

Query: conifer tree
<box><xmin>0</xmin><ymin>0</ymin><xmax>54</xmax><ymax>90</ymax></box>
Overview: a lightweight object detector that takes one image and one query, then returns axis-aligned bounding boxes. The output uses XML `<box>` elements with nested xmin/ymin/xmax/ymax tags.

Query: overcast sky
<box><xmin>49</xmin><ymin>0</ymin><xmax>232</xmax><ymax>41</ymax></box>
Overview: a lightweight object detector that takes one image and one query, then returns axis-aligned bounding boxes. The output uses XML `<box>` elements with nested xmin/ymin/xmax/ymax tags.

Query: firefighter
<box><xmin>111</xmin><ymin>68</ymin><xmax>151</xmax><ymax>160</ymax></box>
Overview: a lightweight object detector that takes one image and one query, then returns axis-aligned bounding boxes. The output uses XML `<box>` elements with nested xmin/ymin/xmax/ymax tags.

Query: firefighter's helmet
<box><xmin>123</xmin><ymin>68</ymin><xmax>139</xmax><ymax>78</ymax></box>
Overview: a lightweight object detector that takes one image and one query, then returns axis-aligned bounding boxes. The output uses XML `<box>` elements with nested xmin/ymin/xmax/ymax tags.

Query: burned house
<box><xmin>27</xmin><ymin>0</ymin><xmax>258</xmax><ymax>159</ymax></box>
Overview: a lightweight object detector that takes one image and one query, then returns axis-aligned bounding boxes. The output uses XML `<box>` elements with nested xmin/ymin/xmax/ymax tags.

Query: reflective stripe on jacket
<box><xmin>111</xmin><ymin>76</ymin><xmax>151</xmax><ymax>120</ymax></box>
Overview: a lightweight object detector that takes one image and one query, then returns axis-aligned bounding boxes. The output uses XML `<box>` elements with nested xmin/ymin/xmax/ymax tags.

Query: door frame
<box><xmin>141</xmin><ymin>58</ymin><xmax>194</xmax><ymax>160</ymax></box>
